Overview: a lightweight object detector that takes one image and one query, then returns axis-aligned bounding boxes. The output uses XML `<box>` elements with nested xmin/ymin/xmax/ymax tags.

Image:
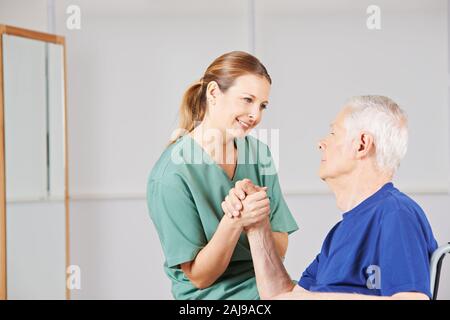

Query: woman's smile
<box><xmin>235</xmin><ymin>118</ymin><xmax>251</xmax><ymax>130</ymax></box>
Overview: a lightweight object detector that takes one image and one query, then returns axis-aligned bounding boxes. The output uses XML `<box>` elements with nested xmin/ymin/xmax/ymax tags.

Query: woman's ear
<box><xmin>355</xmin><ymin>131</ymin><xmax>375</xmax><ymax>159</ymax></box>
<box><xmin>206</xmin><ymin>81</ymin><xmax>220</xmax><ymax>101</ymax></box>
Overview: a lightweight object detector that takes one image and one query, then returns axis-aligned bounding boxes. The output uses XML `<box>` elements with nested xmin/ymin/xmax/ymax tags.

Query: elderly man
<box><xmin>222</xmin><ymin>95</ymin><xmax>438</xmax><ymax>300</ymax></box>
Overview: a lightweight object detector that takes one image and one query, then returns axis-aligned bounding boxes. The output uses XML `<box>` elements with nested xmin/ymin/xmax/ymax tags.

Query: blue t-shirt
<box><xmin>298</xmin><ymin>182</ymin><xmax>438</xmax><ymax>298</ymax></box>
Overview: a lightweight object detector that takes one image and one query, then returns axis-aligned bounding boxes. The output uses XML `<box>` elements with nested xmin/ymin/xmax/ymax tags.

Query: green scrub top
<box><xmin>146</xmin><ymin>134</ymin><xmax>299</xmax><ymax>300</ymax></box>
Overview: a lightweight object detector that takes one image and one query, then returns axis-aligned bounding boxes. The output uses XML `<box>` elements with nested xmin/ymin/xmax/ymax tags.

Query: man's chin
<box><xmin>318</xmin><ymin>169</ymin><xmax>327</xmax><ymax>181</ymax></box>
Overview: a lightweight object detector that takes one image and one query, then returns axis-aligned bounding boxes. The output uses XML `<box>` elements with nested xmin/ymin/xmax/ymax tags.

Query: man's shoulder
<box><xmin>374</xmin><ymin>187</ymin><xmax>429</xmax><ymax>227</ymax></box>
<box><xmin>383</xmin><ymin>187</ymin><xmax>424</xmax><ymax>213</ymax></box>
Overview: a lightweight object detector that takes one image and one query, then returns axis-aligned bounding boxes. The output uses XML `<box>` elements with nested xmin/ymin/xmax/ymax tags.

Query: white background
<box><xmin>0</xmin><ymin>0</ymin><xmax>449</xmax><ymax>299</ymax></box>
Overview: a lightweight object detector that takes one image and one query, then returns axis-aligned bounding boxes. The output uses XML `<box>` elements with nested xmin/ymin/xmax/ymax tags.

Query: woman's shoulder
<box><xmin>147</xmin><ymin>136</ymin><xmax>191</xmax><ymax>185</ymax></box>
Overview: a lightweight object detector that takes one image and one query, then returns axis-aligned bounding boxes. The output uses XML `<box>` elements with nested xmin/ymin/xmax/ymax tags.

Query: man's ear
<box><xmin>355</xmin><ymin>131</ymin><xmax>375</xmax><ymax>159</ymax></box>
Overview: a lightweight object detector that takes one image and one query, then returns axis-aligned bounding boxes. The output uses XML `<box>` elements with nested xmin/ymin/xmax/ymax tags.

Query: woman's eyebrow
<box><xmin>242</xmin><ymin>92</ymin><xmax>256</xmax><ymax>98</ymax></box>
<box><xmin>242</xmin><ymin>92</ymin><xmax>269</xmax><ymax>104</ymax></box>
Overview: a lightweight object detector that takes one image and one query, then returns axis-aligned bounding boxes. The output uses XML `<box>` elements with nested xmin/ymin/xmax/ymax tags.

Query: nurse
<box><xmin>147</xmin><ymin>51</ymin><xmax>298</xmax><ymax>299</ymax></box>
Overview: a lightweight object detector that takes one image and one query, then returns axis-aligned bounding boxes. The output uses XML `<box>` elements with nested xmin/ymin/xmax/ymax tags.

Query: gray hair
<box><xmin>344</xmin><ymin>95</ymin><xmax>408</xmax><ymax>173</ymax></box>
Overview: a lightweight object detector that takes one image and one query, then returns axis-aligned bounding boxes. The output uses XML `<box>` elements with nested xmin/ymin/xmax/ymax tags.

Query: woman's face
<box><xmin>206</xmin><ymin>74</ymin><xmax>271</xmax><ymax>139</ymax></box>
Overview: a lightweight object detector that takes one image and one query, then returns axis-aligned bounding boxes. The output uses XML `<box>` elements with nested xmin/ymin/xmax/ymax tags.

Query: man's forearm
<box><xmin>246</xmin><ymin>219</ymin><xmax>295</xmax><ymax>299</ymax></box>
<box><xmin>273</xmin><ymin>290</ymin><xmax>390</xmax><ymax>300</ymax></box>
<box><xmin>272</xmin><ymin>285</ymin><xmax>429</xmax><ymax>300</ymax></box>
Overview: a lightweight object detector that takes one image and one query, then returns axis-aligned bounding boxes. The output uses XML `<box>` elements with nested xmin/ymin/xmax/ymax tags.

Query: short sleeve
<box><xmin>246</xmin><ymin>136</ymin><xmax>298</xmax><ymax>234</ymax></box>
<box><xmin>147</xmin><ymin>178</ymin><xmax>207</xmax><ymax>268</ymax></box>
<box><xmin>298</xmin><ymin>254</ymin><xmax>320</xmax><ymax>290</ymax></box>
<box><xmin>378</xmin><ymin>210</ymin><xmax>432</xmax><ymax>298</ymax></box>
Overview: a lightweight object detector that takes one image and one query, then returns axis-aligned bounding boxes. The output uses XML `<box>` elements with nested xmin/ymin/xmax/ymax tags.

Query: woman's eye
<box><xmin>243</xmin><ymin>97</ymin><xmax>252</xmax><ymax>103</ymax></box>
<box><xmin>260</xmin><ymin>104</ymin><xmax>267</xmax><ymax>110</ymax></box>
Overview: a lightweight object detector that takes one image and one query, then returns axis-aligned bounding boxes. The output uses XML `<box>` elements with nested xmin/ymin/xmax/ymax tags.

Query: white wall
<box><xmin>0</xmin><ymin>0</ymin><xmax>48</xmax><ymax>32</ymax></box>
<box><xmin>1</xmin><ymin>0</ymin><xmax>449</xmax><ymax>300</ymax></box>
<box><xmin>255</xmin><ymin>0</ymin><xmax>448</xmax><ymax>193</ymax></box>
<box><xmin>6</xmin><ymin>201</ymin><xmax>66</xmax><ymax>300</ymax></box>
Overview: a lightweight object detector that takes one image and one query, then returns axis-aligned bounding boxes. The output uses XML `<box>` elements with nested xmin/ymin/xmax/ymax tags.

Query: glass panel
<box><xmin>3</xmin><ymin>34</ymin><xmax>66</xmax><ymax>299</ymax></box>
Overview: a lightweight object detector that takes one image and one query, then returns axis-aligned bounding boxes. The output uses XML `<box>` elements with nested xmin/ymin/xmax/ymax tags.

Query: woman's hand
<box><xmin>222</xmin><ymin>179</ymin><xmax>254</xmax><ymax>218</ymax></box>
<box><xmin>222</xmin><ymin>179</ymin><xmax>265</xmax><ymax>218</ymax></box>
<box><xmin>221</xmin><ymin>179</ymin><xmax>270</xmax><ymax>230</ymax></box>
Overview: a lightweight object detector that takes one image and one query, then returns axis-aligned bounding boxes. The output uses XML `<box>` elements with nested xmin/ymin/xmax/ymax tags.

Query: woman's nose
<box><xmin>248</xmin><ymin>111</ymin><xmax>259</xmax><ymax>124</ymax></box>
<box><xmin>249</xmin><ymin>105</ymin><xmax>262</xmax><ymax>121</ymax></box>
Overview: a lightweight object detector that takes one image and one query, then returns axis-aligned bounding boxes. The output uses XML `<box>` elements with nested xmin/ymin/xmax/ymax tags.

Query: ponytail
<box><xmin>169</xmin><ymin>79</ymin><xmax>206</xmax><ymax>144</ymax></box>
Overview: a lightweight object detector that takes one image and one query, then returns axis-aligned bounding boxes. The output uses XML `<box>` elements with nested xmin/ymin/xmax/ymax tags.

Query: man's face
<box><xmin>318</xmin><ymin>107</ymin><xmax>357</xmax><ymax>181</ymax></box>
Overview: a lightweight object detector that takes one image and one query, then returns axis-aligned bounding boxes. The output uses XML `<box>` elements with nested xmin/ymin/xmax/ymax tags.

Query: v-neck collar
<box><xmin>183</xmin><ymin>134</ymin><xmax>241</xmax><ymax>183</ymax></box>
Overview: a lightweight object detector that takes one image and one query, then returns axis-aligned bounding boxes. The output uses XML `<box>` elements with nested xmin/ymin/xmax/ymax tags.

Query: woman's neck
<box><xmin>190</xmin><ymin>122</ymin><xmax>236</xmax><ymax>165</ymax></box>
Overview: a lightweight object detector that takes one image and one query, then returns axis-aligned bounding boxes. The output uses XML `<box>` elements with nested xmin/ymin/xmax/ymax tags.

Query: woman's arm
<box><xmin>180</xmin><ymin>215</ymin><xmax>242</xmax><ymax>289</ymax></box>
<box><xmin>181</xmin><ymin>189</ymin><xmax>270</xmax><ymax>289</ymax></box>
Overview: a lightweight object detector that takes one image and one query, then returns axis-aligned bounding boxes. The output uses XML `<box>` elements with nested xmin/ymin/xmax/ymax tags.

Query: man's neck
<box><xmin>327</xmin><ymin>168</ymin><xmax>393</xmax><ymax>212</ymax></box>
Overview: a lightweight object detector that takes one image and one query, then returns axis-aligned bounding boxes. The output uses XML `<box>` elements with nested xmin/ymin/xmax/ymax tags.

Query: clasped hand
<box><xmin>221</xmin><ymin>179</ymin><xmax>270</xmax><ymax>231</ymax></box>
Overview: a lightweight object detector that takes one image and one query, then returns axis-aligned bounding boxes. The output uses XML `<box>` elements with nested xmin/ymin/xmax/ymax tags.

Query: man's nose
<box><xmin>318</xmin><ymin>140</ymin><xmax>326</xmax><ymax>150</ymax></box>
